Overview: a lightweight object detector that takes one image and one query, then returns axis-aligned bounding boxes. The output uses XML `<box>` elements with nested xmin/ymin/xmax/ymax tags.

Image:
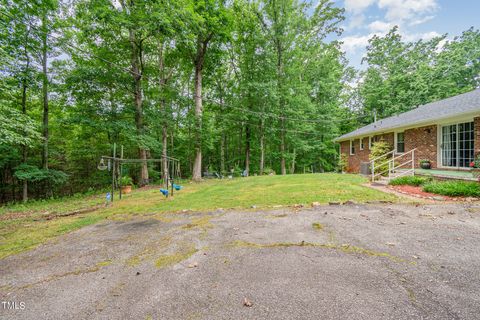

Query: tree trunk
<box><xmin>259</xmin><ymin>119</ymin><xmax>265</xmax><ymax>175</ymax></box>
<box><xmin>158</xmin><ymin>40</ymin><xmax>169</xmax><ymax>186</ymax></box>
<box><xmin>21</xmin><ymin>28</ymin><xmax>30</xmax><ymax>202</ymax></box>
<box><xmin>192</xmin><ymin>64</ymin><xmax>203</xmax><ymax>181</ymax></box>
<box><xmin>41</xmin><ymin>13</ymin><xmax>48</xmax><ymax>170</ymax></box>
<box><xmin>280</xmin><ymin>117</ymin><xmax>286</xmax><ymax>175</ymax></box>
<box><xmin>245</xmin><ymin>123</ymin><xmax>251</xmax><ymax>176</ymax></box>
<box><xmin>129</xmin><ymin>29</ymin><xmax>148</xmax><ymax>185</ymax></box>
<box><xmin>220</xmin><ymin>132</ymin><xmax>226</xmax><ymax>174</ymax></box>
<box><xmin>289</xmin><ymin>148</ymin><xmax>296</xmax><ymax>174</ymax></box>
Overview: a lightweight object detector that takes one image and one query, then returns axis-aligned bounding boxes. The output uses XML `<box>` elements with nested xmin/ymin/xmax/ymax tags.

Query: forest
<box><xmin>1</xmin><ymin>0</ymin><xmax>479</xmax><ymax>203</ymax></box>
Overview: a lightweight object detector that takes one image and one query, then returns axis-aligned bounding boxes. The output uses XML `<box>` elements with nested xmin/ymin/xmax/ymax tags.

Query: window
<box><xmin>350</xmin><ymin>140</ymin><xmax>355</xmax><ymax>155</ymax></box>
<box><xmin>360</xmin><ymin>138</ymin><xmax>364</xmax><ymax>150</ymax></box>
<box><xmin>442</xmin><ymin>121</ymin><xmax>474</xmax><ymax>168</ymax></box>
<box><xmin>396</xmin><ymin>132</ymin><xmax>405</xmax><ymax>153</ymax></box>
<box><xmin>368</xmin><ymin>137</ymin><xmax>372</xmax><ymax>149</ymax></box>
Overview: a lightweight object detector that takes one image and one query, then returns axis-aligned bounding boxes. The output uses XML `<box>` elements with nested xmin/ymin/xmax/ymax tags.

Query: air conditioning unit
<box><xmin>360</xmin><ymin>162</ymin><xmax>371</xmax><ymax>176</ymax></box>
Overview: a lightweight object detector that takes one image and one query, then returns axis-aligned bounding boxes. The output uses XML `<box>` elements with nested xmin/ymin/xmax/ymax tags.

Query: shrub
<box><xmin>389</xmin><ymin>176</ymin><xmax>430</xmax><ymax>186</ymax></box>
<box><xmin>423</xmin><ymin>181</ymin><xmax>480</xmax><ymax>197</ymax></box>
<box><xmin>369</xmin><ymin>140</ymin><xmax>393</xmax><ymax>178</ymax></box>
<box><xmin>338</xmin><ymin>153</ymin><xmax>348</xmax><ymax>173</ymax></box>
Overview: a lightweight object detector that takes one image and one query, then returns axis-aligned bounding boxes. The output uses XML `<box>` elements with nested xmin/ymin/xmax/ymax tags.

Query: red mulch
<box><xmin>388</xmin><ymin>185</ymin><xmax>457</xmax><ymax>200</ymax></box>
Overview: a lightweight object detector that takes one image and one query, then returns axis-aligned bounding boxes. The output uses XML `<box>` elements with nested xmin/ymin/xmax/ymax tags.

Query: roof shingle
<box><xmin>336</xmin><ymin>89</ymin><xmax>480</xmax><ymax>142</ymax></box>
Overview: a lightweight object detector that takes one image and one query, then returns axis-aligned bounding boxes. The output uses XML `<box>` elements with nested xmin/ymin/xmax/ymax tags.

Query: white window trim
<box><xmin>437</xmin><ymin>120</ymin><xmax>475</xmax><ymax>170</ymax></box>
<box><xmin>368</xmin><ymin>136</ymin><xmax>372</xmax><ymax>149</ymax></box>
<box><xmin>350</xmin><ymin>140</ymin><xmax>355</xmax><ymax>155</ymax></box>
<box><xmin>394</xmin><ymin>131</ymin><xmax>405</xmax><ymax>154</ymax></box>
<box><xmin>359</xmin><ymin>137</ymin><xmax>364</xmax><ymax>151</ymax></box>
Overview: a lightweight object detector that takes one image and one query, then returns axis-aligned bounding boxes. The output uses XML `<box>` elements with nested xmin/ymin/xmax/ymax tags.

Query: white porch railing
<box><xmin>370</xmin><ymin>148</ymin><xmax>416</xmax><ymax>182</ymax></box>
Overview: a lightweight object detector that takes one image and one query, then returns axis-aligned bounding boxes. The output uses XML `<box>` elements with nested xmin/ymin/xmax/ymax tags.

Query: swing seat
<box><xmin>172</xmin><ymin>184</ymin><xmax>183</xmax><ymax>191</ymax></box>
<box><xmin>160</xmin><ymin>189</ymin><xmax>169</xmax><ymax>197</ymax></box>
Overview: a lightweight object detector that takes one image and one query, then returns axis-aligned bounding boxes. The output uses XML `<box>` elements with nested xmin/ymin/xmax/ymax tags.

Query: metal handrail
<box><xmin>392</xmin><ymin>159</ymin><xmax>413</xmax><ymax>172</ymax></box>
<box><xmin>371</xmin><ymin>148</ymin><xmax>416</xmax><ymax>181</ymax></box>
<box><xmin>369</xmin><ymin>149</ymin><xmax>395</xmax><ymax>164</ymax></box>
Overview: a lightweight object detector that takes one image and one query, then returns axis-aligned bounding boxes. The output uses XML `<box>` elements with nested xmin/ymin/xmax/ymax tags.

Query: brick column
<box><xmin>475</xmin><ymin>117</ymin><xmax>480</xmax><ymax>158</ymax></box>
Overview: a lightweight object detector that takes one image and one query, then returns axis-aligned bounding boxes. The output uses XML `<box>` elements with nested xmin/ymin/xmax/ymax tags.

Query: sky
<box><xmin>337</xmin><ymin>0</ymin><xmax>480</xmax><ymax>69</ymax></box>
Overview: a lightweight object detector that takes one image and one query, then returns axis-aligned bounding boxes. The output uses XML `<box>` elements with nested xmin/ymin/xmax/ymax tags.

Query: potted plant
<box><xmin>419</xmin><ymin>159</ymin><xmax>431</xmax><ymax>169</ymax></box>
<box><xmin>470</xmin><ymin>156</ymin><xmax>480</xmax><ymax>178</ymax></box>
<box><xmin>120</xmin><ymin>176</ymin><xmax>133</xmax><ymax>194</ymax></box>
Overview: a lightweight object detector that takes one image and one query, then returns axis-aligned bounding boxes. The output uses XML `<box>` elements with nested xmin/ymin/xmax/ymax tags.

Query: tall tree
<box><xmin>181</xmin><ymin>0</ymin><xmax>232</xmax><ymax>181</ymax></box>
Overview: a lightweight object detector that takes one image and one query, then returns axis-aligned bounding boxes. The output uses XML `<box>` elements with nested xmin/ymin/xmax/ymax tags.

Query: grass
<box><xmin>0</xmin><ymin>192</ymin><xmax>106</xmax><ymax>217</ymax></box>
<box><xmin>0</xmin><ymin>173</ymin><xmax>397</xmax><ymax>259</ymax></box>
<box><xmin>389</xmin><ymin>176</ymin><xmax>431</xmax><ymax>187</ymax></box>
<box><xmin>422</xmin><ymin>180</ymin><xmax>480</xmax><ymax>197</ymax></box>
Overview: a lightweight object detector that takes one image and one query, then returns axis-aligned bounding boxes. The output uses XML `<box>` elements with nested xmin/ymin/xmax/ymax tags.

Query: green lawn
<box><xmin>0</xmin><ymin>173</ymin><xmax>397</xmax><ymax>259</ymax></box>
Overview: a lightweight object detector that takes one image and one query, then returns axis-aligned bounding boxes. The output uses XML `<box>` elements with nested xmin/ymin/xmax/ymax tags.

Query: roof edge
<box><xmin>334</xmin><ymin>110</ymin><xmax>479</xmax><ymax>143</ymax></box>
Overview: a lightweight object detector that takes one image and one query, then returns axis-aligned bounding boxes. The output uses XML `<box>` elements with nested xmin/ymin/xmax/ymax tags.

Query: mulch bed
<box><xmin>389</xmin><ymin>185</ymin><xmax>466</xmax><ymax>201</ymax></box>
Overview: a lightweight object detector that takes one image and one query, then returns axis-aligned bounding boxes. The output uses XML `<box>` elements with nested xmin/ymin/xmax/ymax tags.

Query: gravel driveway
<box><xmin>1</xmin><ymin>202</ymin><xmax>480</xmax><ymax>320</ymax></box>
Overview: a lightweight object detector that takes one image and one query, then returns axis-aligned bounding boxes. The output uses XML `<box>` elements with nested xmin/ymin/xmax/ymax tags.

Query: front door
<box><xmin>441</xmin><ymin>121</ymin><xmax>474</xmax><ymax>168</ymax></box>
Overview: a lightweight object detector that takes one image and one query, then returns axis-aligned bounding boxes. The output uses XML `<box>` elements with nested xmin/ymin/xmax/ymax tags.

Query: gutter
<box><xmin>334</xmin><ymin>110</ymin><xmax>480</xmax><ymax>143</ymax></box>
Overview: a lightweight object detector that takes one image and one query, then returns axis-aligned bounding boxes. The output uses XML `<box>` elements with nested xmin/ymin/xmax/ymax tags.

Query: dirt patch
<box><xmin>0</xmin><ymin>204</ymin><xmax>105</xmax><ymax>222</ymax></box>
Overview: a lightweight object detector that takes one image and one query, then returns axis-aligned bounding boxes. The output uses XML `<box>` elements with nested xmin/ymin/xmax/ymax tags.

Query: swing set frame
<box><xmin>99</xmin><ymin>143</ymin><xmax>181</xmax><ymax>202</ymax></box>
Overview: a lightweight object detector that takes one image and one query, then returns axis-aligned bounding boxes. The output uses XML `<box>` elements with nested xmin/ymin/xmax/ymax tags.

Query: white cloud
<box><xmin>344</xmin><ymin>0</ymin><xmax>376</xmax><ymax>13</ymax></box>
<box><xmin>341</xmin><ymin>34</ymin><xmax>374</xmax><ymax>53</ymax></box>
<box><xmin>368</xmin><ymin>20</ymin><xmax>394</xmax><ymax>33</ymax></box>
<box><xmin>403</xmin><ymin>31</ymin><xmax>441</xmax><ymax>42</ymax></box>
<box><xmin>341</xmin><ymin>29</ymin><xmax>440</xmax><ymax>55</ymax></box>
<box><xmin>409</xmin><ymin>15</ymin><xmax>435</xmax><ymax>26</ymax></box>
<box><xmin>341</xmin><ymin>0</ymin><xmax>441</xmax><ymax>68</ymax></box>
<box><xmin>348</xmin><ymin>14</ymin><xmax>366</xmax><ymax>30</ymax></box>
<box><xmin>377</xmin><ymin>0</ymin><xmax>438</xmax><ymax>23</ymax></box>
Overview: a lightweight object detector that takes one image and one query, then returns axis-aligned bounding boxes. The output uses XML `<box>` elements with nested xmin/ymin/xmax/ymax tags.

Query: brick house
<box><xmin>336</xmin><ymin>89</ymin><xmax>480</xmax><ymax>173</ymax></box>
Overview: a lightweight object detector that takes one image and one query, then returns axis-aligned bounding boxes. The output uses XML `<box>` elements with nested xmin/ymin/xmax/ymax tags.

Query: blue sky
<box><xmin>336</xmin><ymin>0</ymin><xmax>480</xmax><ymax>68</ymax></box>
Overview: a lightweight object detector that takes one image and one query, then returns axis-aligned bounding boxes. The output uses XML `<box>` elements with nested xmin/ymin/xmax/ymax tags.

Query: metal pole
<box><xmin>165</xmin><ymin>158</ymin><xmax>169</xmax><ymax>197</ymax></box>
<box><xmin>412</xmin><ymin>149</ymin><xmax>415</xmax><ymax>176</ymax></box>
<box><xmin>171</xmin><ymin>160</ymin><xmax>174</xmax><ymax>197</ymax></box>
<box><xmin>371</xmin><ymin>161</ymin><xmax>375</xmax><ymax>182</ymax></box>
<box><xmin>111</xmin><ymin>143</ymin><xmax>116</xmax><ymax>203</ymax></box>
<box><xmin>119</xmin><ymin>145</ymin><xmax>123</xmax><ymax>199</ymax></box>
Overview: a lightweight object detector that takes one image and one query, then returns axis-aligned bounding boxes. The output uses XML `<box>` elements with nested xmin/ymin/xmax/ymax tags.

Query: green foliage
<box><xmin>470</xmin><ymin>154</ymin><xmax>480</xmax><ymax>168</ymax></box>
<box><xmin>0</xmin><ymin>106</ymin><xmax>42</xmax><ymax>147</ymax></box>
<box><xmin>338</xmin><ymin>153</ymin><xmax>348</xmax><ymax>172</ymax></box>
<box><xmin>359</xmin><ymin>27</ymin><xmax>480</xmax><ymax>121</ymax></box>
<box><xmin>14</xmin><ymin>164</ymin><xmax>67</xmax><ymax>185</ymax></box>
<box><xmin>369</xmin><ymin>140</ymin><xmax>392</xmax><ymax>177</ymax></box>
<box><xmin>423</xmin><ymin>181</ymin><xmax>480</xmax><ymax>197</ymax></box>
<box><xmin>389</xmin><ymin>176</ymin><xmax>430</xmax><ymax>187</ymax></box>
<box><xmin>120</xmin><ymin>176</ymin><xmax>133</xmax><ymax>186</ymax></box>
<box><xmin>1</xmin><ymin>0</ymin><xmax>479</xmax><ymax>203</ymax></box>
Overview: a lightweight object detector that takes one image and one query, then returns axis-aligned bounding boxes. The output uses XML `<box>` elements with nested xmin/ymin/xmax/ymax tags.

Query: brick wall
<box><xmin>340</xmin><ymin>134</ymin><xmax>393</xmax><ymax>173</ymax></box>
<box><xmin>340</xmin><ymin>119</ymin><xmax>479</xmax><ymax>173</ymax></box>
<box><xmin>404</xmin><ymin>124</ymin><xmax>437</xmax><ymax>168</ymax></box>
<box><xmin>475</xmin><ymin>117</ymin><xmax>480</xmax><ymax>158</ymax></box>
